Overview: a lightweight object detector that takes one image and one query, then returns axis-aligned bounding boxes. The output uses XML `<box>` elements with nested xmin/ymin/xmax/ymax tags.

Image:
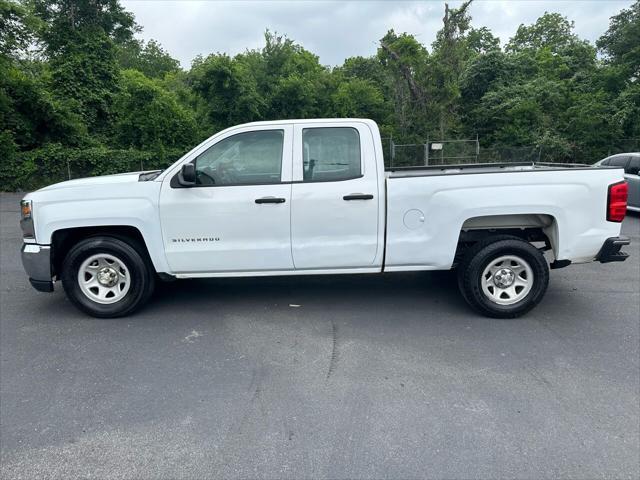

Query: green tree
<box><xmin>460</xmin><ymin>50</ymin><xmax>510</xmax><ymax>104</ymax></box>
<box><xmin>30</xmin><ymin>0</ymin><xmax>138</xmax><ymax>130</ymax></box>
<box><xmin>506</xmin><ymin>12</ymin><xmax>582</xmax><ymax>53</ymax></box>
<box><xmin>611</xmin><ymin>82</ymin><xmax>640</xmax><ymax>138</ymax></box>
<box><xmin>188</xmin><ymin>31</ymin><xmax>331</xmax><ymax>128</ymax></box>
<box><xmin>377</xmin><ymin>29</ymin><xmax>429</xmax><ymax>138</ymax></box>
<box><xmin>31</xmin><ymin>0</ymin><xmax>137</xmax><ymax>51</ymax></box>
<box><xmin>0</xmin><ymin>63</ymin><xmax>86</xmax><ymax>149</ymax></box>
<box><xmin>597</xmin><ymin>0</ymin><xmax>640</xmax><ymax>80</ymax></box>
<box><xmin>428</xmin><ymin>1</ymin><xmax>475</xmax><ymax>137</ymax></box>
<box><xmin>460</xmin><ymin>10</ymin><xmax>617</xmax><ymax>162</ymax></box>
<box><xmin>338</xmin><ymin>56</ymin><xmax>387</xmax><ymax>86</ymax></box>
<box><xmin>331</xmin><ymin>78</ymin><xmax>386</xmax><ymax>120</ymax></box>
<box><xmin>117</xmin><ymin>38</ymin><xmax>181</xmax><ymax>79</ymax></box>
<box><xmin>189</xmin><ymin>53</ymin><xmax>265</xmax><ymax>131</ymax></box>
<box><xmin>0</xmin><ymin>0</ymin><xmax>39</xmax><ymax>58</ymax></box>
<box><xmin>250</xmin><ymin>31</ymin><xmax>328</xmax><ymax>119</ymax></box>
<box><xmin>111</xmin><ymin>69</ymin><xmax>196</xmax><ymax>149</ymax></box>
<box><xmin>466</xmin><ymin>26</ymin><xmax>500</xmax><ymax>54</ymax></box>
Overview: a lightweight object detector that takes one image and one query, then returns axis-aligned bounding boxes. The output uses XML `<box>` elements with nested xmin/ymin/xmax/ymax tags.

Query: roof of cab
<box><xmin>231</xmin><ymin>118</ymin><xmax>377</xmax><ymax>128</ymax></box>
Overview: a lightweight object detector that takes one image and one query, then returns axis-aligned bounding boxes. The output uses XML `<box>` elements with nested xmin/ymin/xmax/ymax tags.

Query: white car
<box><xmin>594</xmin><ymin>153</ymin><xmax>640</xmax><ymax>211</ymax></box>
<box><xmin>20</xmin><ymin>119</ymin><xmax>631</xmax><ymax>318</ymax></box>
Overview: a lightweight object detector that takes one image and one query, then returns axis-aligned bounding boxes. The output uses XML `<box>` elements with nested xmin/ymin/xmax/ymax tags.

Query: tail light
<box><xmin>607</xmin><ymin>181</ymin><xmax>628</xmax><ymax>222</ymax></box>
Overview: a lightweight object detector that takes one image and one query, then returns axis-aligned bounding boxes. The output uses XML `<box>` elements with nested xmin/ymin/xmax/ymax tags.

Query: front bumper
<box><xmin>21</xmin><ymin>243</ymin><xmax>54</xmax><ymax>292</ymax></box>
<box><xmin>596</xmin><ymin>236</ymin><xmax>630</xmax><ymax>263</ymax></box>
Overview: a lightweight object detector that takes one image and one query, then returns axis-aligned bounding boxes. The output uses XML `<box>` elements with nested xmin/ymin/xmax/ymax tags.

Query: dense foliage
<box><xmin>1</xmin><ymin>0</ymin><xmax>638</xmax><ymax>190</ymax></box>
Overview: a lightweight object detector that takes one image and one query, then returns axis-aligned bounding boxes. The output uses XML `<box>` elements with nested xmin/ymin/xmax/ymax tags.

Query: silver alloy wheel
<box><xmin>481</xmin><ymin>255</ymin><xmax>534</xmax><ymax>306</ymax></box>
<box><xmin>77</xmin><ymin>253</ymin><xmax>131</xmax><ymax>304</ymax></box>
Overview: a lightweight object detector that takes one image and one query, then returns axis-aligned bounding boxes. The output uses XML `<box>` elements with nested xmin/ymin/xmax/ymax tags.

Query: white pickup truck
<box><xmin>20</xmin><ymin>119</ymin><xmax>630</xmax><ymax>318</ymax></box>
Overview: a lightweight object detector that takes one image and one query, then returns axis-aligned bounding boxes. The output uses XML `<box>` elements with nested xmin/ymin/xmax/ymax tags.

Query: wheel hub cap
<box><xmin>97</xmin><ymin>267</ymin><xmax>119</xmax><ymax>287</ymax></box>
<box><xmin>493</xmin><ymin>268</ymin><xmax>516</xmax><ymax>288</ymax></box>
<box><xmin>77</xmin><ymin>253</ymin><xmax>131</xmax><ymax>305</ymax></box>
<box><xmin>481</xmin><ymin>255</ymin><xmax>535</xmax><ymax>306</ymax></box>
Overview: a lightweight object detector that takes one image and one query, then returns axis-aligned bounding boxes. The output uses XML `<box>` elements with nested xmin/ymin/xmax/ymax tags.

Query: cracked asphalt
<box><xmin>1</xmin><ymin>192</ymin><xmax>639</xmax><ymax>479</ymax></box>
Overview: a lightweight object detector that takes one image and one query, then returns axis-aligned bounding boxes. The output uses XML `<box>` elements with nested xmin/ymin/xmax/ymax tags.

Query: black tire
<box><xmin>457</xmin><ymin>236</ymin><xmax>549</xmax><ymax>318</ymax></box>
<box><xmin>61</xmin><ymin>236</ymin><xmax>155</xmax><ymax>318</ymax></box>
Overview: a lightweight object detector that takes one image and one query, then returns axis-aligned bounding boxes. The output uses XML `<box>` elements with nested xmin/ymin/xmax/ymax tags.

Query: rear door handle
<box><xmin>343</xmin><ymin>194</ymin><xmax>374</xmax><ymax>201</ymax></box>
<box><xmin>255</xmin><ymin>197</ymin><xmax>286</xmax><ymax>204</ymax></box>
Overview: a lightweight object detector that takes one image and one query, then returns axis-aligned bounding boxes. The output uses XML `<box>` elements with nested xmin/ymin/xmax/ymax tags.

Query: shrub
<box><xmin>1</xmin><ymin>144</ymin><xmax>186</xmax><ymax>191</ymax></box>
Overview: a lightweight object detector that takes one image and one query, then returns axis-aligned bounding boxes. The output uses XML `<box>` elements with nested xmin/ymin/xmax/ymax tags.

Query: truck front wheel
<box><xmin>61</xmin><ymin>236</ymin><xmax>155</xmax><ymax>318</ymax></box>
<box><xmin>457</xmin><ymin>237</ymin><xmax>549</xmax><ymax>318</ymax></box>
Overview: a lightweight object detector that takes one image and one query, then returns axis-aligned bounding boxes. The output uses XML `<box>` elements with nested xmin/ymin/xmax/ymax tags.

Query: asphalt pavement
<box><xmin>1</xmin><ymin>191</ymin><xmax>638</xmax><ymax>479</ymax></box>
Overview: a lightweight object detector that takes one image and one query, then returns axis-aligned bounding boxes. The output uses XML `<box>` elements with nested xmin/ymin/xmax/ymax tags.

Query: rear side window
<box><xmin>609</xmin><ymin>156</ymin><xmax>629</xmax><ymax>168</ymax></box>
<box><xmin>626</xmin><ymin>157</ymin><xmax>640</xmax><ymax>175</ymax></box>
<box><xmin>302</xmin><ymin>127</ymin><xmax>361</xmax><ymax>182</ymax></box>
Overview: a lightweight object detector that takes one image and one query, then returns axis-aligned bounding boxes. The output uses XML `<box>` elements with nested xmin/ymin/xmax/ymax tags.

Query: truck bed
<box><xmin>383</xmin><ymin>162</ymin><xmax>625</xmax><ymax>271</ymax></box>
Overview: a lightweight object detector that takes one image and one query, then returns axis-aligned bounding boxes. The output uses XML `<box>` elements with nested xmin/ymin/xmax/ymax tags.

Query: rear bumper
<box><xmin>21</xmin><ymin>243</ymin><xmax>54</xmax><ymax>292</ymax></box>
<box><xmin>596</xmin><ymin>236</ymin><xmax>630</xmax><ymax>263</ymax></box>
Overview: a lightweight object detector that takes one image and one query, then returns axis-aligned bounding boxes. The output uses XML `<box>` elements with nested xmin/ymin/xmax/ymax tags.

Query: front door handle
<box><xmin>343</xmin><ymin>193</ymin><xmax>374</xmax><ymax>201</ymax></box>
<box><xmin>255</xmin><ymin>197</ymin><xmax>286</xmax><ymax>204</ymax></box>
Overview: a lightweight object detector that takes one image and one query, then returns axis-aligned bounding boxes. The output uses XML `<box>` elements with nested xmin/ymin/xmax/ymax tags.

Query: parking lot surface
<box><xmin>1</xmin><ymin>191</ymin><xmax>639</xmax><ymax>479</ymax></box>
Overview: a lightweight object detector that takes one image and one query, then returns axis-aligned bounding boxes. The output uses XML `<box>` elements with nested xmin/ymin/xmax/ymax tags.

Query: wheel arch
<box><xmin>456</xmin><ymin>213</ymin><xmax>560</xmax><ymax>263</ymax></box>
<box><xmin>51</xmin><ymin>225</ymin><xmax>159</xmax><ymax>279</ymax></box>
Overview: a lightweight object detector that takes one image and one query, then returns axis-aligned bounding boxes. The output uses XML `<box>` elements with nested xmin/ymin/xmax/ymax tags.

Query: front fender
<box><xmin>28</xmin><ymin>182</ymin><xmax>170</xmax><ymax>273</ymax></box>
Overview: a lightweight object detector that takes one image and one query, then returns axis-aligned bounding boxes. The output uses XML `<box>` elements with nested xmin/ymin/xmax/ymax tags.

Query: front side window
<box><xmin>195</xmin><ymin>130</ymin><xmax>284</xmax><ymax>186</ymax></box>
<box><xmin>302</xmin><ymin>127</ymin><xmax>361</xmax><ymax>182</ymax></box>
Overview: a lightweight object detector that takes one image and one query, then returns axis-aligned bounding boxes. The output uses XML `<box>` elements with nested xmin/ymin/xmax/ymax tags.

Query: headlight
<box><xmin>20</xmin><ymin>199</ymin><xmax>35</xmax><ymax>239</ymax></box>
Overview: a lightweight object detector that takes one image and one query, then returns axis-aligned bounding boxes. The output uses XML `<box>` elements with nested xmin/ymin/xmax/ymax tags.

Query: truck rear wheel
<box><xmin>457</xmin><ymin>237</ymin><xmax>549</xmax><ymax>318</ymax></box>
<box><xmin>61</xmin><ymin>236</ymin><xmax>155</xmax><ymax>318</ymax></box>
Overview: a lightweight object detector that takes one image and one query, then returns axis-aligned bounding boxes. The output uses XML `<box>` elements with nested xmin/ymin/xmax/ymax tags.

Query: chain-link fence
<box><xmin>477</xmin><ymin>146</ymin><xmax>541</xmax><ymax>164</ymax></box>
<box><xmin>382</xmin><ymin>138</ymin><xmax>481</xmax><ymax>168</ymax></box>
<box><xmin>604</xmin><ymin>138</ymin><xmax>640</xmax><ymax>156</ymax></box>
<box><xmin>382</xmin><ymin>137</ymin><xmax>640</xmax><ymax>169</ymax></box>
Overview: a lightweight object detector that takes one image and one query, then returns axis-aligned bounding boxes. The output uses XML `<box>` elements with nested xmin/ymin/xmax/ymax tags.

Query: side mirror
<box><xmin>178</xmin><ymin>163</ymin><xmax>196</xmax><ymax>186</ymax></box>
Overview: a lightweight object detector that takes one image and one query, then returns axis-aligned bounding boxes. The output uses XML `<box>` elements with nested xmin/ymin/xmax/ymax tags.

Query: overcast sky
<box><xmin>121</xmin><ymin>0</ymin><xmax>633</xmax><ymax>68</ymax></box>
